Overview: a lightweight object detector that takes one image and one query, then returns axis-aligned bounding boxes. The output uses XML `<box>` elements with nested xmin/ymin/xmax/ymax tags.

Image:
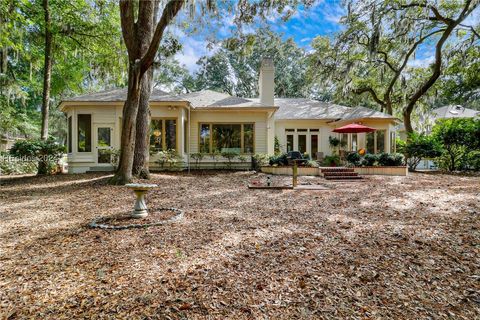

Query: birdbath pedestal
<box><xmin>125</xmin><ymin>183</ymin><xmax>158</xmax><ymax>219</ymax></box>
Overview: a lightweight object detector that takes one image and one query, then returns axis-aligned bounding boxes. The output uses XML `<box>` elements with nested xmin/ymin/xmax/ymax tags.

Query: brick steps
<box><xmin>320</xmin><ymin>167</ymin><xmax>354</xmax><ymax>173</ymax></box>
<box><xmin>320</xmin><ymin>167</ymin><xmax>362</xmax><ymax>180</ymax></box>
<box><xmin>324</xmin><ymin>175</ymin><xmax>363</xmax><ymax>180</ymax></box>
<box><xmin>322</xmin><ymin>172</ymin><xmax>358</xmax><ymax>177</ymax></box>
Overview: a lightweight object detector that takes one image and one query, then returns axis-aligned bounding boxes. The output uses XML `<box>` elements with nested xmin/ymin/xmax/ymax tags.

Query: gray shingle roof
<box><xmin>158</xmin><ymin>90</ymin><xmax>270</xmax><ymax>108</ymax></box>
<box><xmin>269</xmin><ymin>98</ymin><xmax>351</xmax><ymax>120</ymax></box>
<box><xmin>62</xmin><ymin>88</ymin><xmax>398</xmax><ymax>122</ymax></box>
<box><xmin>341</xmin><ymin>106</ymin><xmax>396</xmax><ymax>121</ymax></box>
<box><xmin>63</xmin><ymin>87</ymin><xmax>169</xmax><ymax>102</ymax></box>
<box><xmin>432</xmin><ymin>105</ymin><xmax>480</xmax><ymax>120</ymax></box>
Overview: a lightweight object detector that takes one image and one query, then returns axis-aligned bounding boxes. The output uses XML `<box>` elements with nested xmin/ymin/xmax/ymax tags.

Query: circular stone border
<box><xmin>88</xmin><ymin>207</ymin><xmax>184</xmax><ymax>230</ymax></box>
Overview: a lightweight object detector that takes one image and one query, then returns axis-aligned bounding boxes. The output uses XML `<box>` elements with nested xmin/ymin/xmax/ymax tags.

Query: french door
<box><xmin>95</xmin><ymin>124</ymin><xmax>114</xmax><ymax>164</ymax></box>
<box><xmin>284</xmin><ymin>129</ymin><xmax>320</xmax><ymax>156</ymax></box>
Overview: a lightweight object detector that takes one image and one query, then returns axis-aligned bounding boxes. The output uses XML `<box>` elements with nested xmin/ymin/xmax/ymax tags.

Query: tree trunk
<box><xmin>132</xmin><ymin>0</ymin><xmax>159</xmax><ymax>179</ymax></box>
<box><xmin>41</xmin><ymin>0</ymin><xmax>53</xmax><ymax>140</ymax></box>
<box><xmin>402</xmin><ymin>108</ymin><xmax>415</xmax><ymax>137</ymax></box>
<box><xmin>385</xmin><ymin>102</ymin><xmax>393</xmax><ymax>115</ymax></box>
<box><xmin>132</xmin><ymin>68</ymin><xmax>153</xmax><ymax>179</ymax></box>
<box><xmin>111</xmin><ymin>0</ymin><xmax>183</xmax><ymax>185</ymax></box>
<box><xmin>109</xmin><ymin>63</ymin><xmax>142</xmax><ymax>185</ymax></box>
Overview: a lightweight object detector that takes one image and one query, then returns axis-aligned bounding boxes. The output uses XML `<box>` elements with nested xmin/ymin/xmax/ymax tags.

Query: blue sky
<box><xmin>174</xmin><ymin>0</ymin><xmax>347</xmax><ymax>72</ymax></box>
<box><xmin>173</xmin><ymin>0</ymin><xmax>477</xmax><ymax>73</ymax></box>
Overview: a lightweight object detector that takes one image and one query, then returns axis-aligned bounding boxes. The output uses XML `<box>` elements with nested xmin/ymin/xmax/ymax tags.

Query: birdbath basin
<box><xmin>125</xmin><ymin>183</ymin><xmax>158</xmax><ymax>219</ymax></box>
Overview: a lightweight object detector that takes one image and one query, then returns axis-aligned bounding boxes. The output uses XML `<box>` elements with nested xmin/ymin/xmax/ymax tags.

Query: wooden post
<box><xmin>293</xmin><ymin>160</ymin><xmax>298</xmax><ymax>187</ymax></box>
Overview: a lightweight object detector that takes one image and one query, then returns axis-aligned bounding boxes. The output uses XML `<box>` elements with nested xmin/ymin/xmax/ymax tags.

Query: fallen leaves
<box><xmin>0</xmin><ymin>171</ymin><xmax>479</xmax><ymax>319</ymax></box>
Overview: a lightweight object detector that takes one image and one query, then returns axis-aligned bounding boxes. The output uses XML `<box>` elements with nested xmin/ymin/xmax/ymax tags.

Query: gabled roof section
<box><xmin>270</xmin><ymin>98</ymin><xmax>352</xmax><ymax>120</ymax></box>
<box><xmin>341</xmin><ymin>106</ymin><xmax>397</xmax><ymax>121</ymax></box>
<box><xmin>432</xmin><ymin>105</ymin><xmax>479</xmax><ymax>120</ymax></box>
<box><xmin>158</xmin><ymin>90</ymin><xmax>271</xmax><ymax>109</ymax></box>
<box><xmin>62</xmin><ymin>87</ymin><xmax>169</xmax><ymax>102</ymax></box>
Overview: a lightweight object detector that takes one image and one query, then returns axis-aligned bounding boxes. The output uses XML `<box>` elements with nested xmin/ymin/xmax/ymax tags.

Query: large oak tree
<box><xmin>112</xmin><ymin>0</ymin><xmax>315</xmax><ymax>184</ymax></box>
<box><xmin>307</xmin><ymin>0</ymin><xmax>479</xmax><ymax>134</ymax></box>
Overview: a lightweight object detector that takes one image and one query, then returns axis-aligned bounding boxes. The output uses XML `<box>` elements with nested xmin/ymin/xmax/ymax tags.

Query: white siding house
<box><xmin>59</xmin><ymin>59</ymin><xmax>399</xmax><ymax>173</ymax></box>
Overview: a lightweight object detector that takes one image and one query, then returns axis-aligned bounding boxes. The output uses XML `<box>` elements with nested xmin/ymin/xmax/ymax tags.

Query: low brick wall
<box><xmin>353</xmin><ymin>166</ymin><xmax>408</xmax><ymax>176</ymax></box>
<box><xmin>261</xmin><ymin>166</ymin><xmax>408</xmax><ymax>176</ymax></box>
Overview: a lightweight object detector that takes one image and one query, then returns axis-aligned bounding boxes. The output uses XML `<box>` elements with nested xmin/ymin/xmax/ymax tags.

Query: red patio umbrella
<box><xmin>332</xmin><ymin>123</ymin><xmax>376</xmax><ymax>133</ymax></box>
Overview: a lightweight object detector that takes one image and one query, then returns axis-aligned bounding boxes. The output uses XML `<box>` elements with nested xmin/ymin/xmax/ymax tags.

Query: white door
<box><xmin>94</xmin><ymin>124</ymin><xmax>114</xmax><ymax>165</ymax></box>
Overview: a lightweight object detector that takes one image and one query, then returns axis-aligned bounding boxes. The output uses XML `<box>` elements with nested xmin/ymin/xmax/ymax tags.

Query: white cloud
<box><xmin>300</xmin><ymin>37</ymin><xmax>311</xmax><ymax>42</ymax></box>
<box><xmin>218</xmin><ymin>15</ymin><xmax>235</xmax><ymax>37</ymax></box>
<box><xmin>463</xmin><ymin>7</ymin><xmax>480</xmax><ymax>26</ymax></box>
<box><xmin>408</xmin><ymin>56</ymin><xmax>435</xmax><ymax>68</ymax></box>
<box><xmin>322</xmin><ymin>2</ymin><xmax>346</xmax><ymax>24</ymax></box>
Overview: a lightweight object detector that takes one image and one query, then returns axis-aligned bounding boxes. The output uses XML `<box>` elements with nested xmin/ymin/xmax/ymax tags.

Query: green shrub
<box><xmin>190</xmin><ymin>152</ymin><xmax>204</xmax><ymax>169</ymax></box>
<box><xmin>464</xmin><ymin>150</ymin><xmax>480</xmax><ymax>171</ymax></box>
<box><xmin>274</xmin><ymin>136</ymin><xmax>282</xmax><ymax>155</ymax></box>
<box><xmin>0</xmin><ymin>156</ymin><xmax>37</xmax><ymax>175</ymax></box>
<box><xmin>252</xmin><ymin>153</ymin><xmax>270</xmax><ymax>171</ymax></box>
<box><xmin>377</xmin><ymin>153</ymin><xmax>404</xmax><ymax>166</ymax></box>
<box><xmin>346</xmin><ymin>152</ymin><xmax>361</xmax><ymax>166</ymax></box>
<box><xmin>400</xmin><ymin>133</ymin><xmax>442</xmax><ymax>171</ymax></box>
<box><xmin>237</xmin><ymin>155</ymin><xmax>248</xmax><ymax>170</ymax></box>
<box><xmin>211</xmin><ymin>150</ymin><xmax>221</xmax><ymax>169</ymax></box>
<box><xmin>221</xmin><ymin>151</ymin><xmax>239</xmax><ymax>169</ymax></box>
<box><xmin>306</xmin><ymin>160</ymin><xmax>319</xmax><ymax>168</ymax></box>
<box><xmin>432</xmin><ymin>118</ymin><xmax>480</xmax><ymax>171</ymax></box>
<box><xmin>361</xmin><ymin>153</ymin><xmax>378</xmax><ymax>166</ymax></box>
<box><xmin>329</xmin><ymin>136</ymin><xmax>340</xmax><ymax>148</ymax></box>
<box><xmin>102</xmin><ymin>148</ymin><xmax>120</xmax><ymax>169</ymax></box>
<box><xmin>155</xmin><ymin>150</ymin><xmax>182</xmax><ymax>169</ymax></box>
<box><xmin>323</xmin><ymin>154</ymin><xmax>340</xmax><ymax>166</ymax></box>
<box><xmin>269</xmin><ymin>153</ymin><xmax>288</xmax><ymax>166</ymax></box>
<box><xmin>9</xmin><ymin>138</ymin><xmax>66</xmax><ymax>175</ymax></box>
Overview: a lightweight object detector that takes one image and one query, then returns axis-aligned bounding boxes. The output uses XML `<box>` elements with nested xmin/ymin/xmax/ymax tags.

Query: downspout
<box><xmin>187</xmin><ymin>104</ymin><xmax>191</xmax><ymax>173</ymax></box>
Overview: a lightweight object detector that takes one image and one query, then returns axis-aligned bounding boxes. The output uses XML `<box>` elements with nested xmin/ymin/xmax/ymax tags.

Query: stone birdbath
<box><xmin>125</xmin><ymin>183</ymin><xmax>158</xmax><ymax>219</ymax></box>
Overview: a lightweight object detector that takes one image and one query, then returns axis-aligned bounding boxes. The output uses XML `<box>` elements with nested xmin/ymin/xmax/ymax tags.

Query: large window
<box><xmin>243</xmin><ymin>124</ymin><xmax>254</xmax><ymax>154</ymax></box>
<box><xmin>150</xmin><ymin>119</ymin><xmax>177</xmax><ymax>152</ymax></box>
<box><xmin>67</xmin><ymin>116</ymin><xmax>72</xmax><ymax>153</ymax></box>
<box><xmin>311</xmin><ymin>134</ymin><xmax>318</xmax><ymax>156</ymax></box>
<box><xmin>366</xmin><ymin>132</ymin><xmax>375</xmax><ymax>154</ymax></box>
<box><xmin>365</xmin><ymin>130</ymin><xmax>386</xmax><ymax>154</ymax></box>
<box><xmin>77</xmin><ymin>114</ymin><xmax>91</xmax><ymax>152</ymax></box>
<box><xmin>199</xmin><ymin>123</ymin><xmax>255</xmax><ymax>154</ymax></box>
<box><xmin>377</xmin><ymin>130</ymin><xmax>385</xmax><ymax>153</ymax></box>
<box><xmin>200</xmin><ymin>124</ymin><xmax>210</xmax><ymax>153</ymax></box>
<box><xmin>340</xmin><ymin>133</ymin><xmax>348</xmax><ymax>148</ymax></box>
<box><xmin>286</xmin><ymin>134</ymin><xmax>294</xmax><ymax>152</ymax></box>
<box><xmin>298</xmin><ymin>134</ymin><xmax>307</xmax><ymax>153</ymax></box>
<box><xmin>390</xmin><ymin>132</ymin><xmax>396</xmax><ymax>153</ymax></box>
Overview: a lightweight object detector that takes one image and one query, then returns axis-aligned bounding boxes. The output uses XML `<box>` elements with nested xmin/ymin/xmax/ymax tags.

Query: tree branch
<box><xmin>119</xmin><ymin>0</ymin><xmax>137</xmax><ymax>58</ymax></box>
<box><xmin>459</xmin><ymin>23</ymin><xmax>480</xmax><ymax>39</ymax></box>
<box><xmin>377</xmin><ymin>50</ymin><xmax>397</xmax><ymax>72</ymax></box>
<box><xmin>140</xmin><ymin>0</ymin><xmax>184</xmax><ymax>75</ymax></box>
<box><xmin>403</xmin><ymin>0</ymin><xmax>476</xmax><ymax>133</ymax></box>
<box><xmin>399</xmin><ymin>3</ymin><xmax>454</xmax><ymax>24</ymax></box>
<box><xmin>351</xmin><ymin>87</ymin><xmax>386</xmax><ymax>107</ymax></box>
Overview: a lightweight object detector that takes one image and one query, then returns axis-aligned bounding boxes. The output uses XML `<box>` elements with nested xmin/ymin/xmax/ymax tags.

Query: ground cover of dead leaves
<box><xmin>0</xmin><ymin>171</ymin><xmax>479</xmax><ymax>319</ymax></box>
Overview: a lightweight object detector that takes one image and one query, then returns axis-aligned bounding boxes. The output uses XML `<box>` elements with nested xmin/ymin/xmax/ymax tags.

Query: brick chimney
<box><xmin>258</xmin><ymin>58</ymin><xmax>274</xmax><ymax>106</ymax></box>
